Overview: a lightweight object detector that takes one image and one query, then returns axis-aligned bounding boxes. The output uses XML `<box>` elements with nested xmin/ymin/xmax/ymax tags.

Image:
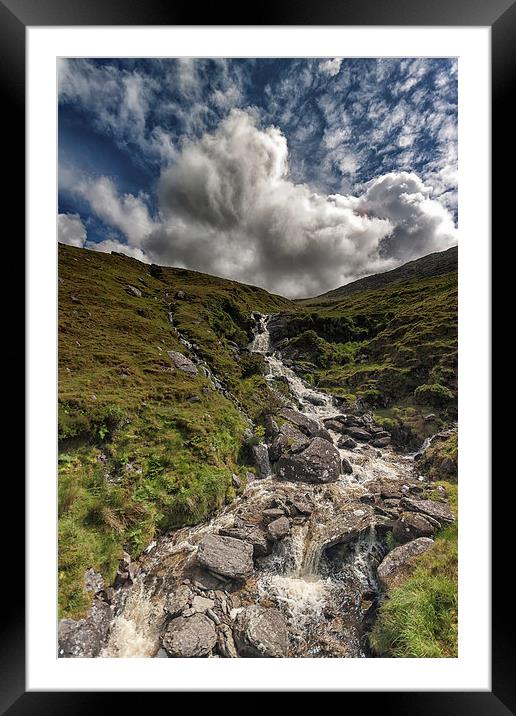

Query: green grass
<box><xmin>369</xmin><ymin>482</ymin><xmax>458</xmax><ymax>658</ymax></box>
<box><xmin>58</xmin><ymin>244</ymin><xmax>294</xmax><ymax>618</ymax></box>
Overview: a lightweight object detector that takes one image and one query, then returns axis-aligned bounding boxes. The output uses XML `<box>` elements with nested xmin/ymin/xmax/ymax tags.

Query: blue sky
<box><xmin>58</xmin><ymin>58</ymin><xmax>458</xmax><ymax>298</ymax></box>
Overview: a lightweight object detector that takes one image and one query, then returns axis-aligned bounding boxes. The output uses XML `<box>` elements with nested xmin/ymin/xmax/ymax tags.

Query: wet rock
<box><xmin>279</xmin><ymin>408</ymin><xmax>332</xmax><ymax>441</ymax></box>
<box><xmin>167</xmin><ymin>351</ymin><xmax>198</xmax><ymax>375</ymax></box>
<box><xmin>197</xmin><ymin>534</ymin><xmax>254</xmax><ymax>580</ymax></box>
<box><xmin>218</xmin><ymin>526</ymin><xmax>270</xmax><ymax>558</ymax></box>
<box><xmin>377</xmin><ymin>537</ymin><xmax>434</xmax><ymax>590</ymax></box>
<box><xmin>84</xmin><ymin>568</ymin><xmax>104</xmax><ymax>594</ymax></box>
<box><xmin>233</xmin><ymin>606</ymin><xmax>288</xmax><ymax>658</ymax></box>
<box><xmin>345</xmin><ymin>427</ymin><xmax>372</xmax><ymax>442</ymax></box>
<box><xmin>154</xmin><ymin>648</ymin><xmax>169</xmax><ymax>658</ymax></box>
<box><xmin>341</xmin><ymin>456</ymin><xmax>353</xmax><ymax>475</ymax></box>
<box><xmin>338</xmin><ymin>436</ymin><xmax>357</xmax><ymax>450</ymax></box>
<box><xmin>372</xmin><ymin>436</ymin><xmax>391</xmax><ymax>448</ymax></box>
<box><xmin>393</xmin><ymin>512</ymin><xmax>436</xmax><ymax>543</ymax></box>
<box><xmin>400</xmin><ymin>497</ymin><xmax>455</xmax><ymax>525</ymax></box>
<box><xmin>276</xmin><ymin>437</ymin><xmax>341</xmax><ymax>484</ymax></box>
<box><xmin>269</xmin><ymin>423</ymin><xmax>310</xmax><ymax>462</ymax></box>
<box><xmin>217</xmin><ymin>623</ymin><xmax>239</xmax><ymax>657</ymax></box>
<box><xmin>162</xmin><ymin>614</ymin><xmax>217</xmax><ymax>657</ymax></box>
<box><xmin>267</xmin><ymin>516</ymin><xmax>290</xmax><ymax>541</ymax></box>
<box><xmin>323</xmin><ymin>418</ymin><xmax>347</xmax><ymax>433</ymax></box>
<box><xmin>251</xmin><ymin>443</ymin><xmax>272</xmax><ymax>478</ymax></box>
<box><xmin>288</xmin><ymin>494</ymin><xmax>312</xmax><ymax>515</ymax></box>
<box><xmin>264</xmin><ymin>414</ymin><xmax>279</xmax><ymax>438</ymax></box>
<box><xmin>262</xmin><ymin>507</ymin><xmax>285</xmax><ymax>524</ymax></box>
<box><xmin>165</xmin><ymin>584</ymin><xmax>192</xmax><ymax>617</ymax></box>
<box><xmin>304</xmin><ymin>394</ymin><xmax>326</xmax><ymax>406</ymax></box>
<box><xmin>58</xmin><ymin>599</ymin><xmax>112</xmax><ymax>658</ymax></box>
<box><xmin>126</xmin><ymin>285</ymin><xmax>142</xmax><ymax>297</ymax></box>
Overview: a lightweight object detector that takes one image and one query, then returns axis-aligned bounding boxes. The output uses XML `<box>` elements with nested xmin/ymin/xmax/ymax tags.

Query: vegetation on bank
<box><xmin>58</xmin><ymin>244</ymin><xmax>293</xmax><ymax>618</ymax></box>
<box><xmin>369</xmin><ymin>482</ymin><xmax>458</xmax><ymax>658</ymax></box>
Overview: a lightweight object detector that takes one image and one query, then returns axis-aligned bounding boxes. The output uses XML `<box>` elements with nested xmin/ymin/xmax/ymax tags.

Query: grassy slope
<box><xmin>58</xmin><ymin>244</ymin><xmax>293</xmax><ymax>618</ymax></box>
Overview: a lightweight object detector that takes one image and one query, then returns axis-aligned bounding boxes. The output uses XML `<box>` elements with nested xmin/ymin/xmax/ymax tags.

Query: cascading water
<box><xmin>100</xmin><ymin>312</ymin><xmax>428</xmax><ymax>659</ymax></box>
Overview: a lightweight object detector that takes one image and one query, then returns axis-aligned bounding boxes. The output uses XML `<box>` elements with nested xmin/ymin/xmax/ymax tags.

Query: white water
<box><xmin>103</xmin><ymin>312</ymin><xmax>421</xmax><ymax>658</ymax></box>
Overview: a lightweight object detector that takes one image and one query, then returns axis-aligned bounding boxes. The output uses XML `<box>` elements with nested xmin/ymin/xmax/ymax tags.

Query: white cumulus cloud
<box><xmin>58</xmin><ymin>213</ymin><xmax>87</xmax><ymax>247</ymax></box>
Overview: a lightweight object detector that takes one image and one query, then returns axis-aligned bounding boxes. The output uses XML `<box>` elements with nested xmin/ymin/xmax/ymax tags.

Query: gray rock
<box><xmin>84</xmin><ymin>568</ymin><xmax>104</xmax><ymax>594</ymax></box>
<box><xmin>217</xmin><ymin>623</ymin><xmax>238</xmax><ymax>658</ymax></box>
<box><xmin>231</xmin><ymin>473</ymin><xmax>242</xmax><ymax>489</ymax></box>
<box><xmin>341</xmin><ymin>456</ymin><xmax>353</xmax><ymax>475</ymax></box>
<box><xmin>267</xmin><ymin>516</ymin><xmax>290</xmax><ymax>541</ymax></box>
<box><xmin>264</xmin><ymin>415</ymin><xmax>279</xmax><ymax>438</ymax></box>
<box><xmin>377</xmin><ymin>537</ymin><xmax>434</xmax><ymax>590</ymax></box>
<box><xmin>400</xmin><ymin>497</ymin><xmax>455</xmax><ymax>525</ymax></box>
<box><xmin>304</xmin><ymin>394</ymin><xmax>326</xmax><ymax>406</ymax></box>
<box><xmin>126</xmin><ymin>285</ymin><xmax>142</xmax><ymax>297</ymax></box>
<box><xmin>197</xmin><ymin>534</ymin><xmax>254</xmax><ymax>580</ymax></box>
<box><xmin>279</xmin><ymin>408</ymin><xmax>332</xmax><ymax>441</ymax></box>
<box><xmin>345</xmin><ymin>427</ymin><xmax>372</xmax><ymax>442</ymax></box>
<box><xmin>190</xmin><ymin>595</ymin><xmax>215</xmax><ymax>613</ymax></box>
<box><xmin>393</xmin><ymin>512</ymin><xmax>436</xmax><ymax>543</ymax></box>
<box><xmin>58</xmin><ymin>599</ymin><xmax>112</xmax><ymax>658</ymax></box>
<box><xmin>323</xmin><ymin>418</ymin><xmax>347</xmax><ymax>433</ymax></box>
<box><xmin>251</xmin><ymin>443</ymin><xmax>272</xmax><ymax>478</ymax></box>
<box><xmin>262</xmin><ymin>507</ymin><xmax>285</xmax><ymax>524</ymax></box>
<box><xmin>167</xmin><ymin>351</ymin><xmax>198</xmax><ymax>375</ymax></box>
<box><xmin>175</xmin><ymin>290</ymin><xmax>186</xmax><ymax>299</ymax></box>
<box><xmin>165</xmin><ymin>584</ymin><xmax>192</xmax><ymax>617</ymax></box>
<box><xmin>162</xmin><ymin>613</ymin><xmax>217</xmax><ymax>657</ymax></box>
<box><xmin>233</xmin><ymin>606</ymin><xmax>288</xmax><ymax>658</ymax></box>
<box><xmin>218</xmin><ymin>526</ymin><xmax>270</xmax><ymax>558</ymax></box>
<box><xmin>372</xmin><ymin>437</ymin><xmax>391</xmax><ymax>448</ymax></box>
<box><xmin>269</xmin><ymin>423</ymin><xmax>310</xmax><ymax>462</ymax></box>
<box><xmin>338</xmin><ymin>436</ymin><xmax>357</xmax><ymax>449</ymax></box>
<box><xmin>154</xmin><ymin>648</ymin><xmax>169</xmax><ymax>658</ymax></box>
<box><xmin>288</xmin><ymin>494</ymin><xmax>312</xmax><ymax>515</ymax></box>
<box><xmin>276</xmin><ymin>437</ymin><xmax>341</xmax><ymax>484</ymax></box>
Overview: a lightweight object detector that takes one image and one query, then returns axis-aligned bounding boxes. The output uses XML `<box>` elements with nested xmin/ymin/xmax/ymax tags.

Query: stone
<box><xmin>251</xmin><ymin>443</ymin><xmax>272</xmax><ymax>478</ymax></box>
<box><xmin>393</xmin><ymin>512</ymin><xmax>436</xmax><ymax>543</ymax></box>
<box><xmin>84</xmin><ymin>568</ymin><xmax>104</xmax><ymax>594</ymax></box>
<box><xmin>164</xmin><ymin>584</ymin><xmax>192</xmax><ymax>617</ymax></box>
<box><xmin>231</xmin><ymin>473</ymin><xmax>242</xmax><ymax>489</ymax></box>
<box><xmin>197</xmin><ymin>534</ymin><xmax>254</xmax><ymax>580</ymax></box>
<box><xmin>323</xmin><ymin>418</ymin><xmax>347</xmax><ymax>433</ymax></box>
<box><xmin>276</xmin><ymin>437</ymin><xmax>341</xmax><ymax>484</ymax></box>
<box><xmin>338</xmin><ymin>436</ymin><xmax>357</xmax><ymax>449</ymax></box>
<box><xmin>267</xmin><ymin>516</ymin><xmax>290</xmax><ymax>541</ymax></box>
<box><xmin>440</xmin><ymin>457</ymin><xmax>455</xmax><ymax>475</ymax></box>
<box><xmin>233</xmin><ymin>606</ymin><xmax>288</xmax><ymax>658</ymax></box>
<box><xmin>162</xmin><ymin>614</ymin><xmax>217</xmax><ymax>657</ymax></box>
<box><xmin>269</xmin><ymin>423</ymin><xmax>310</xmax><ymax>462</ymax></box>
<box><xmin>262</xmin><ymin>507</ymin><xmax>285</xmax><ymax>524</ymax></box>
<box><xmin>58</xmin><ymin>599</ymin><xmax>112</xmax><ymax>658</ymax></box>
<box><xmin>175</xmin><ymin>290</ymin><xmax>186</xmax><ymax>299</ymax></box>
<box><xmin>126</xmin><ymin>285</ymin><xmax>142</xmax><ymax>297</ymax></box>
<box><xmin>264</xmin><ymin>415</ymin><xmax>280</xmax><ymax>438</ymax></box>
<box><xmin>288</xmin><ymin>494</ymin><xmax>312</xmax><ymax>515</ymax></box>
<box><xmin>400</xmin><ymin>497</ymin><xmax>455</xmax><ymax>525</ymax></box>
<box><xmin>167</xmin><ymin>351</ymin><xmax>198</xmax><ymax>375</ymax></box>
<box><xmin>190</xmin><ymin>595</ymin><xmax>215</xmax><ymax>613</ymax></box>
<box><xmin>279</xmin><ymin>408</ymin><xmax>332</xmax><ymax>441</ymax></box>
<box><xmin>377</xmin><ymin>537</ymin><xmax>434</xmax><ymax>590</ymax></box>
<box><xmin>372</xmin><ymin>437</ymin><xmax>391</xmax><ymax>448</ymax></box>
<box><xmin>345</xmin><ymin>427</ymin><xmax>372</xmax><ymax>442</ymax></box>
<box><xmin>341</xmin><ymin>456</ymin><xmax>353</xmax><ymax>475</ymax></box>
<box><xmin>154</xmin><ymin>648</ymin><xmax>169</xmax><ymax>658</ymax></box>
<box><xmin>217</xmin><ymin>623</ymin><xmax>238</xmax><ymax>658</ymax></box>
<box><xmin>304</xmin><ymin>394</ymin><xmax>326</xmax><ymax>406</ymax></box>
<box><xmin>218</xmin><ymin>526</ymin><xmax>270</xmax><ymax>558</ymax></box>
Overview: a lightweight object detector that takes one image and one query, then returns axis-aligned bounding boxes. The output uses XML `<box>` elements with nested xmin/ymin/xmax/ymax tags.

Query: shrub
<box><xmin>414</xmin><ymin>383</ymin><xmax>455</xmax><ymax>408</ymax></box>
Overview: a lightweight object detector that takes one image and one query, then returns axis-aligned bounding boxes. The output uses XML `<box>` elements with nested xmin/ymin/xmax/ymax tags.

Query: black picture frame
<box><xmin>4</xmin><ymin>0</ymin><xmax>509</xmax><ymax>709</ymax></box>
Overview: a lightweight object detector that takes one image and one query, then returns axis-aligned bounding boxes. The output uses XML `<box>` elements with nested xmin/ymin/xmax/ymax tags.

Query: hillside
<box><xmin>58</xmin><ymin>244</ymin><xmax>294</xmax><ymax>618</ymax></box>
<box><xmin>311</xmin><ymin>246</ymin><xmax>457</xmax><ymax>302</ymax></box>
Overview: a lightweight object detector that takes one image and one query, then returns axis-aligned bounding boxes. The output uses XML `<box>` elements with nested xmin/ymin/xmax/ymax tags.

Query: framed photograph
<box><xmin>4</xmin><ymin>0</ymin><xmax>508</xmax><ymax>708</ymax></box>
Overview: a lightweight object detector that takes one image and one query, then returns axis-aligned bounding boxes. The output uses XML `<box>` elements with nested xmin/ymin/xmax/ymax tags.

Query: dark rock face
<box><xmin>262</xmin><ymin>508</ymin><xmax>285</xmax><ymax>524</ymax></box>
<box><xmin>279</xmin><ymin>408</ymin><xmax>332</xmax><ymax>441</ymax></box>
<box><xmin>338</xmin><ymin>436</ymin><xmax>357</xmax><ymax>449</ymax></box>
<box><xmin>288</xmin><ymin>494</ymin><xmax>313</xmax><ymax>515</ymax></box>
<box><xmin>233</xmin><ymin>606</ymin><xmax>288</xmax><ymax>657</ymax></box>
<box><xmin>252</xmin><ymin>443</ymin><xmax>272</xmax><ymax>477</ymax></box>
<box><xmin>164</xmin><ymin>585</ymin><xmax>192</xmax><ymax>617</ymax></box>
<box><xmin>341</xmin><ymin>456</ymin><xmax>353</xmax><ymax>475</ymax></box>
<box><xmin>400</xmin><ymin>497</ymin><xmax>455</xmax><ymax>526</ymax></box>
<box><xmin>269</xmin><ymin>423</ymin><xmax>310</xmax><ymax>462</ymax></box>
<box><xmin>167</xmin><ymin>350</ymin><xmax>198</xmax><ymax>375</ymax></box>
<box><xmin>393</xmin><ymin>512</ymin><xmax>435</xmax><ymax>543</ymax></box>
<box><xmin>58</xmin><ymin>599</ymin><xmax>112</xmax><ymax>658</ymax></box>
<box><xmin>267</xmin><ymin>516</ymin><xmax>290</xmax><ymax>540</ymax></box>
<box><xmin>197</xmin><ymin>534</ymin><xmax>254</xmax><ymax>580</ymax></box>
<box><xmin>162</xmin><ymin>613</ymin><xmax>217</xmax><ymax>657</ymax></box>
<box><xmin>218</xmin><ymin>526</ymin><xmax>270</xmax><ymax>558</ymax></box>
<box><xmin>377</xmin><ymin>537</ymin><xmax>434</xmax><ymax>590</ymax></box>
<box><xmin>372</xmin><ymin>436</ymin><xmax>391</xmax><ymax>448</ymax></box>
<box><xmin>276</xmin><ymin>437</ymin><xmax>341</xmax><ymax>484</ymax></box>
<box><xmin>345</xmin><ymin>427</ymin><xmax>372</xmax><ymax>442</ymax></box>
<box><xmin>323</xmin><ymin>418</ymin><xmax>347</xmax><ymax>433</ymax></box>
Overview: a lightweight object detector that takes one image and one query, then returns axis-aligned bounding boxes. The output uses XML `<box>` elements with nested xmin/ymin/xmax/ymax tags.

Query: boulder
<box><xmin>197</xmin><ymin>534</ymin><xmax>254</xmax><ymax>580</ymax></box>
<box><xmin>345</xmin><ymin>427</ymin><xmax>372</xmax><ymax>442</ymax></box>
<box><xmin>218</xmin><ymin>526</ymin><xmax>270</xmax><ymax>558</ymax></box>
<box><xmin>288</xmin><ymin>494</ymin><xmax>312</xmax><ymax>516</ymax></box>
<box><xmin>377</xmin><ymin>537</ymin><xmax>434</xmax><ymax>590</ymax></box>
<box><xmin>323</xmin><ymin>418</ymin><xmax>347</xmax><ymax>433</ymax></box>
<box><xmin>233</xmin><ymin>606</ymin><xmax>288</xmax><ymax>658</ymax></box>
<box><xmin>400</xmin><ymin>497</ymin><xmax>455</xmax><ymax>525</ymax></box>
<box><xmin>231</xmin><ymin>473</ymin><xmax>241</xmax><ymax>489</ymax></box>
<box><xmin>279</xmin><ymin>408</ymin><xmax>332</xmax><ymax>441</ymax></box>
<box><xmin>126</xmin><ymin>285</ymin><xmax>142</xmax><ymax>297</ymax></box>
<box><xmin>304</xmin><ymin>394</ymin><xmax>327</xmax><ymax>406</ymax></box>
<box><xmin>276</xmin><ymin>437</ymin><xmax>341</xmax><ymax>484</ymax></box>
<box><xmin>84</xmin><ymin>568</ymin><xmax>104</xmax><ymax>594</ymax></box>
<box><xmin>164</xmin><ymin>584</ymin><xmax>192</xmax><ymax>617</ymax></box>
<box><xmin>269</xmin><ymin>423</ymin><xmax>310</xmax><ymax>462</ymax></box>
<box><xmin>167</xmin><ymin>351</ymin><xmax>198</xmax><ymax>376</ymax></box>
<box><xmin>58</xmin><ymin>599</ymin><xmax>112</xmax><ymax>658</ymax></box>
<box><xmin>393</xmin><ymin>512</ymin><xmax>436</xmax><ymax>543</ymax></box>
<box><xmin>338</xmin><ymin>436</ymin><xmax>357</xmax><ymax>450</ymax></box>
<box><xmin>341</xmin><ymin>456</ymin><xmax>353</xmax><ymax>475</ymax></box>
<box><xmin>217</xmin><ymin>623</ymin><xmax>238</xmax><ymax>658</ymax></box>
<box><xmin>261</xmin><ymin>507</ymin><xmax>285</xmax><ymax>524</ymax></box>
<box><xmin>372</xmin><ymin>437</ymin><xmax>391</xmax><ymax>448</ymax></box>
<box><xmin>267</xmin><ymin>516</ymin><xmax>291</xmax><ymax>541</ymax></box>
<box><xmin>264</xmin><ymin>415</ymin><xmax>279</xmax><ymax>438</ymax></box>
<box><xmin>251</xmin><ymin>443</ymin><xmax>272</xmax><ymax>477</ymax></box>
<box><xmin>162</xmin><ymin>614</ymin><xmax>217</xmax><ymax>657</ymax></box>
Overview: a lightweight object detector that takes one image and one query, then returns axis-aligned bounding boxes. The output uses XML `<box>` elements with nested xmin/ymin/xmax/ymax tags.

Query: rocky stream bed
<box><xmin>58</xmin><ymin>314</ymin><xmax>455</xmax><ymax>659</ymax></box>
